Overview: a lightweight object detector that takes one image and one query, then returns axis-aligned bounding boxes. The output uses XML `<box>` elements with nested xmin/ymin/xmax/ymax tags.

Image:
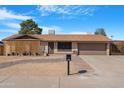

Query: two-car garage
<box><xmin>78</xmin><ymin>43</ymin><xmax>107</xmax><ymax>55</ymax></box>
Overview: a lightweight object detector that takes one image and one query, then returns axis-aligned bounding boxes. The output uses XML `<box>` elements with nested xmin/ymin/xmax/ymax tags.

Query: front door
<box><xmin>48</xmin><ymin>42</ymin><xmax>54</xmax><ymax>54</ymax></box>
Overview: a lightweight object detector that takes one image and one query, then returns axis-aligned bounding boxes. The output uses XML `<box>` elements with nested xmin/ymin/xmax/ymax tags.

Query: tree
<box><xmin>18</xmin><ymin>19</ymin><xmax>42</xmax><ymax>34</ymax></box>
<box><xmin>94</xmin><ymin>28</ymin><xmax>107</xmax><ymax>36</ymax></box>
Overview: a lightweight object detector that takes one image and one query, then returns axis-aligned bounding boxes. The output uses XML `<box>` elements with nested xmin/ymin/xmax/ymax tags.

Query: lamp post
<box><xmin>66</xmin><ymin>54</ymin><xmax>71</xmax><ymax>75</ymax></box>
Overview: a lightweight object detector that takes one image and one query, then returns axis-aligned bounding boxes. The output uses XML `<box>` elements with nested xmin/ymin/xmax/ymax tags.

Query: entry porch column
<box><xmin>72</xmin><ymin>42</ymin><xmax>78</xmax><ymax>54</ymax></box>
<box><xmin>44</xmin><ymin>42</ymin><xmax>48</xmax><ymax>56</ymax></box>
<box><xmin>106</xmin><ymin>43</ymin><xmax>110</xmax><ymax>55</ymax></box>
<box><xmin>54</xmin><ymin>42</ymin><xmax>58</xmax><ymax>53</ymax></box>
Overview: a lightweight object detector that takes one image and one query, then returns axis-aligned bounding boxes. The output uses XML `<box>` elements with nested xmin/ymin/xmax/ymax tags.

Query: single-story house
<box><xmin>0</xmin><ymin>41</ymin><xmax>4</xmax><ymax>55</ymax></box>
<box><xmin>2</xmin><ymin>34</ymin><xmax>111</xmax><ymax>56</ymax></box>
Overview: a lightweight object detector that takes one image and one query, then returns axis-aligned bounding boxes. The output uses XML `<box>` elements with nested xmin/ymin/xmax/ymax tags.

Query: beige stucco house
<box><xmin>2</xmin><ymin>34</ymin><xmax>111</xmax><ymax>56</ymax></box>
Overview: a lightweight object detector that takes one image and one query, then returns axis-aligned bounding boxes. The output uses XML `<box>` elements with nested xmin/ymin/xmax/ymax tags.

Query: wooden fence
<box><xmin>0</xmin><ymin>46</ymin><xmax>4</xmax><ymax>55</ymax></box>
<box><xmin>110</xmin><ymin>41</ymin><xmax>124</xmax><ymax>55</ymax></box>
<box><xmin>4</xmin><ymin>40</ymin><xmax>44</xmax><ymax>56</ymax></box>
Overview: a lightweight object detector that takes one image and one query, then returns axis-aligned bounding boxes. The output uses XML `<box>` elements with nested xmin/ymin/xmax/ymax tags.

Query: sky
<box><xmin>0</xmin><ymin>5</ymin><xmax>124</xmax><ymax>40</ymax></box>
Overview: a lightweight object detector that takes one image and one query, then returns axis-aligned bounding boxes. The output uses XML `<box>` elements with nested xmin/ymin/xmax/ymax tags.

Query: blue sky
<box><xmin>0</xmin><ymin>5</ymin><xmax>124</xmax><ymax>40</ymax></box>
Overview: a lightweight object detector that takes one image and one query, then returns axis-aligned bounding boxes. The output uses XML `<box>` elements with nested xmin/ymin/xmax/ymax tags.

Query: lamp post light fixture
<box><xmin>66</xmin><ymin>54</ymin><xmax>71</xmax><ymax>75</ymax></box>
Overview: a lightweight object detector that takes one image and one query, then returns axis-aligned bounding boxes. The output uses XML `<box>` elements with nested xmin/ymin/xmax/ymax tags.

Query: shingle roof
<box><xmin>2</xmin><ymin>34</ymin><xmax>112</xmax><ymax>42</ymax></box>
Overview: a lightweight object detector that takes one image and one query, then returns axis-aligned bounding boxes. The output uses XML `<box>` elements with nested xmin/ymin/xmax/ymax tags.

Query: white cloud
<box><xmin>0</xmin><ymin>29</ymin><xmax>18</xmax><ymax>33</ymax></box>
<box><xmin>0</xmin><ymin>8</ymin><xmax>32</xmax><ymax>20</ymax></box>
<box><xmin>3</xmin><ymin>23</ymin><xmax>20</xmax><ymax>29</ymax></box>
<box><xmin>37</xmin><ymin>5</ymin><xmax>96</xmax><ymax>17</ymax></box>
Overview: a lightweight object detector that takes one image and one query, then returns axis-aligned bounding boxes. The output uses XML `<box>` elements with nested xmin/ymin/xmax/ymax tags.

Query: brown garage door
<box><xmin>78</xmin><ymin>43</ymin><xmax>107</xmax><ymax>55</ymax></box>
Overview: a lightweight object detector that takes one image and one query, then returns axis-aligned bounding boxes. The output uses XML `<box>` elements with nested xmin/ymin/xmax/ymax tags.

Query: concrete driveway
<box><xmin>0</xmin><ymin>55</ymin><xmax>124</xmax><ymax>88</ymax></box>
<box><xmin>74</xmin><ymin>55</ymin><xmax>124</xmax><ymax>88</ymax></box>
<box><xmin>61</xmin><ymin>56</ymin><xmax>124</xmax><ymax>88</ymax></box>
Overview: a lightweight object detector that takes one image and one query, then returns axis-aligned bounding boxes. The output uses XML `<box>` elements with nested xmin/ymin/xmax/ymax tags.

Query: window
<box><xmin>58</xmin><ymin>42</ymin><xmax>72</xmax><ymax>49</ymax></box>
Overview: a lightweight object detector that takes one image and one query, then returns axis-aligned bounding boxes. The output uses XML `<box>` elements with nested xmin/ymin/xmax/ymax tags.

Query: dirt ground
<box><xmin>0</xmin><ymin>55</ymin><xmax>92</xmax><ymax>76</ymax></box>
<box><xmin>0</xmin><ymin>56</ymin><xmax>66</xmax><ymax>63</ymax></box>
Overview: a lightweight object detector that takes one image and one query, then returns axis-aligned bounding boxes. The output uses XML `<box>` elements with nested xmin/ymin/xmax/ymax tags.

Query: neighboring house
<box><xmin>0</xmin><ymin>41</ymin><xmax>4</xmax><ymax>55</ymax></box>
<box><xmin>2</xmin><ymin>34</ymin><xmax>111</xmax><ymax>56</ymax></box>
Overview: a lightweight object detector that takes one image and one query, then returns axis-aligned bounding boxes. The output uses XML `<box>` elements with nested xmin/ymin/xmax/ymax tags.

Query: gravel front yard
<box><xmin>0</xmin><ymin>55</ymin><xmax>92</xmax><ymax>76</ymax></box>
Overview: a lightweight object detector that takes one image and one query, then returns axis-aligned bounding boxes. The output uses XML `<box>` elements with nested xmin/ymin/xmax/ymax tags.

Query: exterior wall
<box><xmin>52</xmin><ymin>42</ymin><xmax>110</xmax><ymax>55</ymax></box>
<box><xmin>4</xmin><ymin>41</ymin><xmax>10</xmax><ymax>56</ymax></box>
<box><xmin>42</xmin><ymin>42</ymin><xmax>48</xmax><ymax>56</ymax></box>
<box><xmin>0</xmin><ymin>46</ymin><xmax>4</xmax><ymax>55</ymax></box>
<box><xmin>3</xmin><ymin>40</ymin><xmax>111</xmax><ymax>56</ymax></box>
<box><xmin>4</xmin><ymin>40</ymin><xmax>43</xmax><ymax>56</ymax></box>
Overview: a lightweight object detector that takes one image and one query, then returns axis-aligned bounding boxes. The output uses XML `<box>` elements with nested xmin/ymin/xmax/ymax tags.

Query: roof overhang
<box><xmin>2</xmin><ymin>34</ymin><xmax>112</xmax><ymax>42</ymax></box>
<box><xmin>2</xmin><ymin>34</ymin><xmax>41</xmax><ymax>41</ymax></box>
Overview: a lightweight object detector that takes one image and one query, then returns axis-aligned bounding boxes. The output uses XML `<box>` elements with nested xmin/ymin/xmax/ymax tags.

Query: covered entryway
<box><xmin>78</xmin><ymin>43</ymin><xmax>107</xmax><ymax>55</ymax></box>
<box><xmin>48</xmin><ymin>42</ymin><xmax>54</xmax><ymax>54</ymax></box>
